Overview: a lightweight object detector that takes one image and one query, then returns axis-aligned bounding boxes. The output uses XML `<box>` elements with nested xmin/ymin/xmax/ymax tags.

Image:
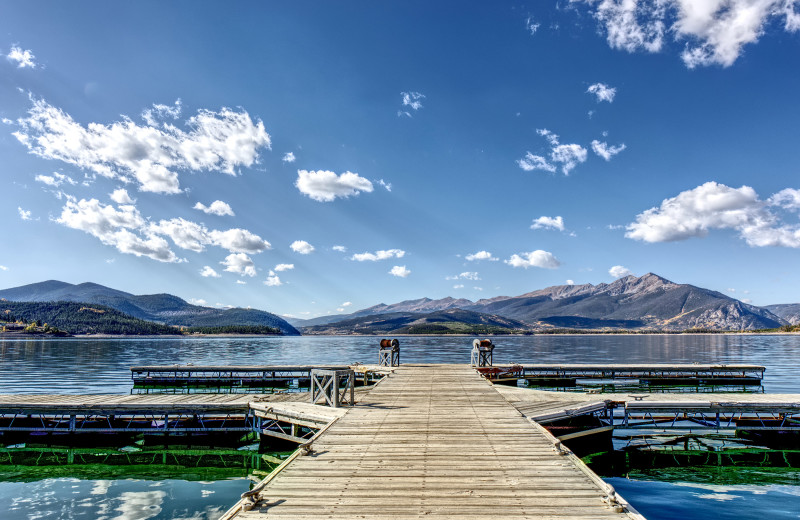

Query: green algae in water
<box><xmin>0</xmin><ymin>446</ymin><xmax>294</xmax><ymax>519</ymax></box>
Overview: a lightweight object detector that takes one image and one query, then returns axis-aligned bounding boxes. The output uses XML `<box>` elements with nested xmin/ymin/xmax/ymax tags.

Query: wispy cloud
<box><xmin>531</xmin><ymin>215</ymin><xmax>565</xmax><ymax>231</ymax></box>
<box><xmin>18</xmin><ymin>207</ymin><xmax>33</xmax><ymax>220</ymax></box>
<box><xmin>14</xmin><ymin>97</ymin><xmax>271</xmax><ymax>194</ymax></box>
<box><xmin>295</xmin><ymin>169</ymin><xmax>373</xmax><ymax>202</ymax></box>
<box><xmin>465</xmin><ymin>250</ymin><xmax>498</xmax><ymax>262</ymax></box>
<box><xmin>525</xmin><ymin>16</ymin><xmax>540</xmax><ymax>35</ymax></box>
<box><xmin>332</xmin><ymin>245</ymin><xmax>347</xmax><ymax>253</ymax></box>
<box><xmin>446</xmin><ymin>271</ymin><xmax>480</xmax><ymax>281</ymax></box>
<box><xmin>571</xmin><ymin>0</ymin><xmax>800</xmax><ymax>68</ymax></box>
<box><xmin>517</xmin><ymin>129</ymin><xmax>587</xmax><ymax>175</ymax></box>
<box><xmin>35</xmin><ymin>172</ymin><xmax>76</xmax><ymax>187</ymax></box>
<box><xmin>591</xmin><ymin>140</ymin><xmax>626</xmax><ymax>161</ymax></box>
<box><xmin>587</xmin><ymin>83</ymin><xmax>616</xmax><ymax>103</ymax></box>
<box><xmin>398</xmin><ymin>91</ymin><xmax>425</xmax><ymax>117</ymax></box>
<box><xmin>274</xmin><ymin>263</ymin><xmax>294</xmax><ymax>272</ymax></box>
<box><xmin>282</xmin><ymin>152</ymin><xmax>296</xmax><ymax>163</ymax></box>
<box><xmin>6</xmin><ymin>45</ymin><xmax>36</xmax><ymax>68</ymax></box>
<box><xmin>351</xmin><ymin>249</ymin><xmax>405</xmax><ymax>262</ymax></box>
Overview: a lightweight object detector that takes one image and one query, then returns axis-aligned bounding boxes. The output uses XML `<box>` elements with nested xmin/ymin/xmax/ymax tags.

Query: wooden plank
<box><xmin>223</xmin><ymin>364</ymin><xmax>644</xmax><ymax>520</ymax></box>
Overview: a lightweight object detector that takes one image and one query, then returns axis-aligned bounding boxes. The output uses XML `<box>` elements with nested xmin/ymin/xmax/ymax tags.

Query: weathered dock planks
<box><xmin>224</xmin><ymin>364</ymin><xmax>644</xmax><ymax>519</ymax></box>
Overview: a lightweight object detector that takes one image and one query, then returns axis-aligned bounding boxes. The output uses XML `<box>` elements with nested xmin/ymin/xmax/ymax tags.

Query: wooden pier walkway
<box><xmin>224</xmin><ymin>364</ymin><xmax>643</xmax><ymax>519</ymax></box>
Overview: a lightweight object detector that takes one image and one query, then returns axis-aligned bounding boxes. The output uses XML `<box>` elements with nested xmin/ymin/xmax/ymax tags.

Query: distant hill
<box><xmin>301</xmin><ymin>309</ymin><xmax>529</xmax><ymax>335</ymax></box>
<box><xmin>765</xmin><ymin>304</ymin><xmax>800</xmax><ymax>325</ymax></box>
<box><xmin>0</xmin><ymin>281</ymin><xmax>300</xmax><ymax>335</ymax></box>
<box><xmin>0</xmin><ymin>301</ymin><xmax>179</xmax><ymax>335</ymax></box>
<box><xmin>300</xmin><ymin>273</ymin><xmax>786</xmax><ymax>332</ymax></box>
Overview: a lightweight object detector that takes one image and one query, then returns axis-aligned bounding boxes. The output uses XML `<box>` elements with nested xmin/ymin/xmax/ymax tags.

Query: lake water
<box><xmin>0</xmin><ymin>334</ymin><xmax>798</xmax><ymax>519</ymax></box>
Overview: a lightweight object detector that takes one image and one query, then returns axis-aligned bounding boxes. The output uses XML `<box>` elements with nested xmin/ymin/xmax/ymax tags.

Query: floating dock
<box><xmin>3</xmin><ymin>362</ymin><xmax>799</xmax><ymax>520</ymax></box>
<box><xmin>497</xmin><ymin>364</ymin><xmax>766</xmax><ymax>386</ymax></box>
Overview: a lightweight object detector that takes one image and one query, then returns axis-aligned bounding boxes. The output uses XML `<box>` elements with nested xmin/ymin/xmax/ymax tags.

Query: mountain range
<box><xmin>294</xmin><ymin>273</ymin><xmax>790</xmax><ymax>333</ymax></box>
<box><xmin>0</xmin><ymin>280</ymin><xmax>299</xmax><ymax>335</ymax></box>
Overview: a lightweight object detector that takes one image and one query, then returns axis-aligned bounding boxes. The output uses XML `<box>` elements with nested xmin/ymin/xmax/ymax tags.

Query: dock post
<box><xmin>311</xmin><ymin>369</ymin><xmax>355</xmax><ymax>407</ymax></box>
<box><xmin>378</xmin><ymin>339</ymin><xmax>400</xmax><ymax>366</ymax></box>
<box><xmin>471</xmin><ymin>339</ymin><xmax>494</xmax><ymax>367</ymax></box>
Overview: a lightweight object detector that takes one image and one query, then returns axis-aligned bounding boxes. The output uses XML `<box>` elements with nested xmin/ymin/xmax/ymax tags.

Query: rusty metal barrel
<box><xmin>379</xmin><ymin>338</ymin><xmax>400</xmax><ymax>366</ymax></box>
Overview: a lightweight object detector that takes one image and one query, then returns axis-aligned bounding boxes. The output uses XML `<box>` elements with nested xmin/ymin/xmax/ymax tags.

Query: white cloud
<box><xmin>378</xmin><ymin>179</ymin><xmax>392</xmax><ymax>192</ymax></box>
<box><xmin>295</xmin><ymin>169</ymin><xmax>374</xmax><ymax>202</ymax></box>
<box><xmin>609</xmin><ymin>265</ymin><xmax>634</xmax><ymax>278</ymax></box>
<box><xmin>531</xmin><ymin>215</ymin><xmax>565</xmax><ymax>231</ymax></box>
<box><xmin>282</xmin><ymin>152</ymin><xmax>296</xmax><ymax>163</ymax></box>
<box><xmin>14</xmin><ymin>97</ymin><xmax>271</xmax><ymax>194</ymax></box>
<box><xmin>505</xmin><ymin>250</ymin><xmax>561</xmax><ymax>269</ymax></box>
<box><xmin>626</xmin><ymin>181</ymin><xmax>800</xmax><ymax>247</ymax></box>
<box><xmin>146</xmin><ymin>218</ymin><xmax>269</xmax><ymax>254</ymax></box>
<box><xmin>571</xmin><ymin>0</ymin><xmax>800</xmax><ymax>68</ymax></box>
<box><xmin>465</xmin><ymin>250</ymin><xmax>498</xmax><ymax>262</ymax></box>
<box><xmin>526</xmin><ymin>16</ymin><xmax>541</xmax><ymax>35</ymax></box>
<box><xmin>18</xmin><ymin>207</ymin><xmax>33</xmax><ymax>220</ymax></box>
<box><xmin>566</xmin><ymin>279</ymin><xmax>575</xmax><ymax>285</ymax></box>
<box><xmin>727</xmin><ymin>288</ymin><xmax>736</xmax><ymax>293</ymax></box>
<box><xmin>518</xmin><ymin>129</ymin><xmax>587</xmax><ymax>175</ymax></box>
<box><xmin>264</xmin><ymin>270</ymin><xmax>283</xmax><ymax>286</ymax></box>
<box><xmin>399</xmin><ymin>91</ymin><xmax>425</xmax><ymax>116</ymax></box>
<box><xmin>0</xmin><ymin>265</ymin><xmax>8</xmax><ymax>270</ymax></box>
<box><xmin>447</xmin><ymin>271</ymin><xmax>481</xmax><ymax>281</ymax></box>
<box><xmin>453</xmin><ymin>284</ymin><xmax>465</xmax><ymax>289</ymax></box>
<box><xmin>221</xmin><ymin>253</ymin><xmax>256</xmax><ymax>277</ymax></box>
<box><xmin>236</xmin><ymin>280</ymin><xmax>247</xmax><ymax>285</ymax></box>
<box><xmin>351</xmin><ymin>249</ymin><xmax>405</xmax><ymax>262</ymax></box>
<box><xmin>194</xmin><ymin>200</ymin><xmax>235</xmax><ymax>216</ymax></box>
<box><xmin>587</xmin><ymin>83</ymin><xmax>617</xmax><ymax>102</ymax></box>
<box><xmin>274</xmin><ymin>263</ymin><xmax>294</xmax><ymax>272</ymax></box>
<box><xmin>35</xmin><ymin>172</ymin><xmax>76</xmax><ymax>187</ymax></box>
<box><xmin>389</xmin><ymin>265</ymin><xmax>411</xmax><ymax>277</ymax></box>
<box><xmin>208</xmin><ymin>228</ymin><xmax>270</xmax><ymax>253</ymax></box>
<box><xmin>141</xmin><ymin>100</ymin><xmax>182</xmax><ymax>126</ymax></box>
<box><xmin>290</xmin><ymin>240</ymin><xmax>315</xmax><ymax>254</ymax></box>
<box><xmin>56</xmin><ymin>198</ymin><xmax>180</xmax><ymax>262</ymax></box>
<box><xmin>517</xmin><ymin>153</ymin><xmax>556</xmax><ymax>173</ymax></box>
<box><xmin>770</xmin><ymin>188</ymin><xmax>800</xmax><ymax>210</ymax></box>
<box><xmin>341</xmin><ymin>301</ymin><xmax>352</xmax><ymax>307</ymax></box>
<box><xmin>200</xmin><ymin>265</ymin><xmax>221</xmax><ymax>278</ymax></box>
<box><xmin>332</xmin><ymin>245</ymin><xmax>347</xmax><ymax>252</ymax></box>
<box><xmin>6</xmin><ymin>45</ymin><xmax>36</xmax><ymax>68</ymax></box>
<box><xmin>591</xmin><ymin>140</ymin><xmax>627</xmax><ymax>160</ymax></box>
<box><xmin>110</xmin><ymin>188</ymin><xmax>134</xmax><ymax>204</ymax></box>
<box><xmin>189</xmin><ymin>298</ymin><xmax>208</xmax><ymax>306</ymax></box>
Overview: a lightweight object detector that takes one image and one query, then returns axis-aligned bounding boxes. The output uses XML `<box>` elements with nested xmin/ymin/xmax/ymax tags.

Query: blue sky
<box><xmin>1</xmin><ymin>1</ymin><xmax>800</xmax><ymax>318</ymax></box>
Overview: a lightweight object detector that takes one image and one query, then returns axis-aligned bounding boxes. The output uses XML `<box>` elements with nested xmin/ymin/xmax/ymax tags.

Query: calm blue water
<box><xmin>0</xmin><ymin>335</ymin><xmax>798</xmax><ymax>519</ymax></box>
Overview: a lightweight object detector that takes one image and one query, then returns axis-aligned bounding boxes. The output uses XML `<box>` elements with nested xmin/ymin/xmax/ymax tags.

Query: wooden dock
<box><xmin>223</xmin><ymin>364</ymin><xmax>644</xmax><ymax>519</ymax></box>
<box><xmin>491</xmin><ymin>363</ymin><xmax>765</xmax><ymax>386</ymax></box>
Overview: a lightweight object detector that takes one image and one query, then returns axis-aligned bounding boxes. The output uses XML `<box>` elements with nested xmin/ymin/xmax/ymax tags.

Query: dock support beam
<box><xmin>311</xmin><ymin>369</ymin><xmax>355</xmax><ymax>408</ymax></box>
